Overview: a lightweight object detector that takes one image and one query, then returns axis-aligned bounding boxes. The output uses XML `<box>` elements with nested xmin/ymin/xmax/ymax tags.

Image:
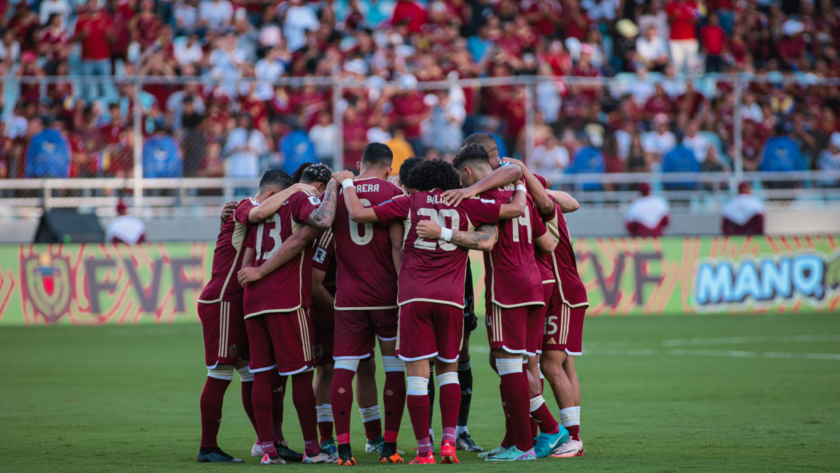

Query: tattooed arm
<box><xmin>306</xmin><ymin>180</ymin><xmax>340</xmax><ymax>230</ymax></box>
<box><xmin>416</xmin><ymin>221</ymin><xmax>497</xmax><ymax>252</ymax></box>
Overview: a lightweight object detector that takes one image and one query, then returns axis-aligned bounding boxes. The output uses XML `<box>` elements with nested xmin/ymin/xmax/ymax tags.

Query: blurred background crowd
<box><xmin>2</xmin><ymin>0</ymin><xmax>840</xmax><ymax>186</ymax></box>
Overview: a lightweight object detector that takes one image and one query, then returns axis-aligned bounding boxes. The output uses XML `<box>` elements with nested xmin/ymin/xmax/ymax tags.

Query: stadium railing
<box><xmin>4</xmin><ymin>73</ymin><xmax>840</xmax><ymax>215</ymax></box>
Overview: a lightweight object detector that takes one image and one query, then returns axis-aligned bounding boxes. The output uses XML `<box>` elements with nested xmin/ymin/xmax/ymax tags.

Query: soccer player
<box><xmin>323</xmin><ymin>143</ymin><xmax>409</xmax><ymax>465</ymax></box>
<box><xmin>446</xmin><ymin>145</ymin><xmax>566</xmax><ymax>461</ymax></box>
<box><xmin>499</xmin><ymin>157</ymin><xmax>587</xmax><ymax>458</ymax></box>
<box><xmin>237</xmin><ymin>164</ymin><xmax>341</xmax><ymax>465</ymax></box>
<box><xmin>196</xmin><ymin>170</ymin><xmax>311</xmax><ymax>463</ymax></box>
<box><xmin>311</xmin><ymin>228</ymin><xmax>338</xmax><ymax>455</ymax></box>
<box><xmin>343</xmin><ymin>156</ymin><xmax>524</xmax><ymax>464</ymax></box>
<box><xmin>539</xmin><ymin>189</ymin><xmax>587</xmax><ymax>458</ymax></box>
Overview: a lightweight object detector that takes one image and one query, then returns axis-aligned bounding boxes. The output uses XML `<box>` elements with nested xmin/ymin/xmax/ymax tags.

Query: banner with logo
<box><xmin>0</xmin><ymin>236</ymin><xmax>838</xmax><ymax>325</ymax></box>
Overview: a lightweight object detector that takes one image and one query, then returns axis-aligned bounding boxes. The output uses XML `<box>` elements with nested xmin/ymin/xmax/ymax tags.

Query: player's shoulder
<box><xmin>237</xmin><ymin>197</ymin><xmax>259</xmax><ymax>209</ymax></box>
<box><xmin>296</xmin><ymin>189</ymin><xmax>322</xmax><ymax>206</ymax></box>
<box><xmin>378</xmin><ymin>193</ymin><xmax>409</xmax><ymax>206</ymax></box>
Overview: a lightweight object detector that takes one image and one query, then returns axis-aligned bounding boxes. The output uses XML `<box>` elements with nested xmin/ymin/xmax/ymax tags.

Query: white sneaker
<box><xmin>550</xmin><ymin>439</ymin><xmax>585</xmax><ymax>458</ymax></box>
<box><xmin>302</xmin><ymin>452</ymin><xmax>339</xmax><ymax>464</ymax></box>
<box><xmin>251</xmin><ymin>442</ymin><xmax>262</xmax><ymax>457</ymax></box>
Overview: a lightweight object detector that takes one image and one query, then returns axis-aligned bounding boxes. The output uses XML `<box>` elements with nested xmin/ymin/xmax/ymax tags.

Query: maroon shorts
<box><xmin>310</xmin><ymin>307</ymin><xmax>335</xmax><ymax>365</ymax></box>
<box><xmin>396</xmin><ymin>301</ymin><xmax>463</xmax><ymax>363</ymax></box>
<box><xmin>542</xmin><ymin>292</ymin><xmax>587</xmax><ymax>355</ymax></box>
<box><xmin>334</xmin><ymin>308</ymin><xmax>398</xmax><ymax>360</ymax></box>
<box><xmin>486</xmin><ymin>303</ymin><xmax>544</xmax><ymax>356</ymax></box>
<box><xmin>246</xmin><ymin>308</ymin><xmax>315</xmax><ymax>375</ymax></box>
<box><xmin>198</xmin><ymin>300</ymin><xmax>249</xmax><ymax>368</ymax></box>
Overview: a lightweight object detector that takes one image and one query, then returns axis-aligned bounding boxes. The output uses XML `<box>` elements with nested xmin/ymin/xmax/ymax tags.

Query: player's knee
<box><xmin>237</xmin><ymin>365</ymin><xmax>254</xmax><ymax>383</ymax></box>
<box><xmin>357</xmin><ymin>357</ymin><xmax>376</xmax><ymax>377</ymax></box>
<box><xmin>208</xmin><ymin>365</ymin><xmax>235</xmax><ymax>381</ymax></box>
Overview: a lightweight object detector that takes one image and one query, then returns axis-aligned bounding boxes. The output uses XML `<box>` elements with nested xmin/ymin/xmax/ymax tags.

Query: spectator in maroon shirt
<box><xmin>701</xmin><ymin>12</ymin><xmax>726</xmax><ymax>73</ymax></box>
<box><xmin>644</xmin><ymin>83</ymin><xmax>674</xmax><ymax>121</ymax></box>
<box><xmin>107</xmin><ymin>0</ymin><xmax>134</xmax><ymax>73</ymax></box>
<box><xmin>391</xmin><ymin>0</ymin><xmax>428</xmax><ymax>33</ymax></box>
<box><xmin>8</xmin><ymin>2</ymin><xmax>39</xmax><ymax>52</ymax></box>
<box><xmin>74</xmin><ymin>0</ymin><xmax>114</xmax><ymax>102</ymax></box>
<box><xmin>391</xmin><ymin>74</ymin><xmax>429</xmax><ymax>157</ymax></box>
<box><xmin>562</xmin><ymin>0</ymin><xmax>590</xmax><ymax>40</ymax></box>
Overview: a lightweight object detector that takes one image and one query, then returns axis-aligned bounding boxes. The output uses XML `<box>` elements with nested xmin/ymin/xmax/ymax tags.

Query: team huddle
<box><xmin>195</xmin><ymin>133</ymin><xmax>588</xmax><ymax>465</ymax></box>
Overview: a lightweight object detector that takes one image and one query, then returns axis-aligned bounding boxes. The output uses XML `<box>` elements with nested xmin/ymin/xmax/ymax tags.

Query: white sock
<box><xmin>455</xmin><ymin>425</ymin><xmax>469</xmax><ymax>436</ymax></box>
<box><xmin>558</xmin><ymin>406</ymin><xmax>581</xmax><ymax>428</ymax></box>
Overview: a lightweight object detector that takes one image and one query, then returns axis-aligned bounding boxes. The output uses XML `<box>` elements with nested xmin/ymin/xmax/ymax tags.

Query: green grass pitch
<box><xmin>1</xmin><ymin>313</ymin><xmax>839</xmax><ymax>472</ymax></box>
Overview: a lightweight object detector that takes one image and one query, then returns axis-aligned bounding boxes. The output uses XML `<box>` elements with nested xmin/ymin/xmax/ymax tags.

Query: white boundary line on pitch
<box><xmin>582</xmin><ymin>348</ymin><xmax>840</xmax><ymax>361</ymax></box>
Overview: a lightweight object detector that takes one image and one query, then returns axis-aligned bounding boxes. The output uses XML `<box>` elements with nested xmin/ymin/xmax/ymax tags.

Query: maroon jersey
<box><xmin>373</xmin><ymin>190</ymin><xmax>501</xmax><ymax>308</ymax></box>
<box><xmin>334</xmin><ymin>178</ymin><xmax>405</xmax><ymax>309</ymax></box>
<box><xmin>481</xmin><ymin>186</ymin><xmax>547</xmax><ymax>307</ymax></box>
<box><xmin>243</xmin><ymin>191</ymin><xmax>322</xmax><ymax>317</ymax></box>
<box><xmin>544</xmin><ymin>203</ymin><xmax>588</xmax><ymax>307</ymax></box>
<box><xmin>312</xmin><ymin>228</ymin><xmax>337</xmax><ymax>298</ymax></box>
<box><xmin>198</xmin><ymin>198</ymin><xmax>257</xmax><ymax>304</ymax></box>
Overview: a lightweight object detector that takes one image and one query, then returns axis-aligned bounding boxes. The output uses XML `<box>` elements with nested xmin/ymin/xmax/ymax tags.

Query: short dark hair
<box><xmin>399</xmin><ymin>157</ymin><xmax>423</xmax><ymax>189</ymax></box>
<box><xmin>408</xmin><ymin>159</ymin><xmax>461</xmax><ymax>192</ymax></box>
<box><xmin>452</xmin><ymin>143</ymin><xmax>491</xmax><ymax>170</ymax></box>
<box><xmin>462</xmin><ymin>132</ymin><xmax>498</xmax><ymax>156</ymax></box>
<box><xmin>299</xmin><ymin>163</ymin><xmax>332</xmax><ymax>186</ymax></box>
<box><xmin>362</xmin><ymin>142</ymin><xmax>394</xmax><ymax>167</ymax></box>
<box><xmin>259</xmin><ymin>169</ymin><xmax>292</xmax><ymax>191</ymax></box>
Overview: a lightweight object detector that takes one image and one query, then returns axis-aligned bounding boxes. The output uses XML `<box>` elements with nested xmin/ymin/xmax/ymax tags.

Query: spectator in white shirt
<box><xmin>643</xmin><ymin>113</ymin><xmax>676</xmax><ymax>162</ymax></box>
<box><xmin>174</xmin><ymin>34</ymin><xmax>204</xmax><ymax>66</ymax></box>
<box><xmin>681</xmin><ymin>119</ymin><xmax>711</xmax><ymax>163</ymax></box>
<box><xmin>580</xmin><ymin>0</ymin><xmax>618</xmax><ymax>22</ymax></box>
<box><xmin>107</xmin><ymin>201</ymin><xmax>147</xmax><ymax>244</ymax></box>
<box><xmin>532</xmin><ymin>135</ymin><xmax>570</xmax><ymax>176</ymax></box>
<box><xmin>636</xmin><ymin>25</ymin><xmax>669</xmax><ymax>71</ymax></box>
<box><xmin>174</xmin><ymin>0</ymin><xmax>201</xmax><ymax>35</ymax></box>
<box><xmin>282</xmin><ymin>0</ymin><xmax>320</xmax><ymax>52</ymax></box>
<box><xmin>740</xmin><ymin>93</ymin><xmax>763</xmax><ymax>123</ymax></box>
<box><xmin>309</xmin><ymin>110</ymin><xmax>338</xmax><ymax>168</ymax></box>
<box><xmin>39</xmin><ymin>0</ymin><xmax>71</xmax><ymax>27</ymax></box>
<box><xmin>627</xmin><ymin>64</ymin><xmax>656</xmax><ymax>106</ymax></box>
<box><xmin>224</xmin><ymin>115</ymin><xmax>267</xmax><ymax>178</ymax></box>
<box><xmin>199</xmin><ymin>0</ymin><xmax>233</xmax><ymax>33</ymax></box>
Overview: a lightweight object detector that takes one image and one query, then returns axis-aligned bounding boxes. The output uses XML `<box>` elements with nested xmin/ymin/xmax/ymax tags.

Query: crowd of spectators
<box><xmin>1</xmin><ymin>0</ymin><xmax>839</xmax><ymax>187</ymax></box>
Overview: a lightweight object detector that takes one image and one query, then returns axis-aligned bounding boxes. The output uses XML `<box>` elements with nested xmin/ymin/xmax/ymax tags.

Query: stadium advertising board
<box><xmin>0</xmin><ymin>236</ymin><xmax>838</xmax><ymax>325</ymax></box>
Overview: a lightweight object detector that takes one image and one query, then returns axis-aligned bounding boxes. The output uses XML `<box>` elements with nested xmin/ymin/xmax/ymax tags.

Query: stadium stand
<box><xmin>0</xmin><ymin>0</ymin><xmax>839</xmax><ymax>209</ymax></box>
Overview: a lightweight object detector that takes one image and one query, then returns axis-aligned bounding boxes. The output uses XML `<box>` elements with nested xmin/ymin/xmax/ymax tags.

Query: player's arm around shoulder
<box><xmin>498</xmin><ymin>182</ymin><xmax>527</xmax><ymax>220</ymax></box>
<box><xmin>339</xmin><ymin>170</ymin><xmax>381</xmax><ymax>224</ymax></box>
<box><xmin>416</xmin><ymin>219</ymin><xmax>498</xmax><ymax>252</ymax></box>
<box><xmin>442</xmin><ymin>162</ymin><xmax>523</xmax><ymax>208</ymax></box>
<box><xmin>249</xmin><ymin>183</ymin><xmax>315</xmax><ymax>223</ymax></box>
<box><xmin>547</xmin><ymin>189</ymin><xmax>580</xmax><ymax>214</ymax></box>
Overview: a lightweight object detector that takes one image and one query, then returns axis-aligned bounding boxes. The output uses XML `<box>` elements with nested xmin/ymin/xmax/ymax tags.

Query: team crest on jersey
<box><xmin>229</xmin><ymin>344</ymin><xmax>238</xmax><ymax>358</ymax></box>
<box><xmin>314</xmin><ymin>247</ymin><xmax>328</xmax><ymax>264</ymax></box>
<box><xmin>20</xmin><ymin>251</ymin><xmax>73</xmax><ymax>324</ymax></box>
<box><xmin>313</xmin><ymin>343</ymin><xmax>324</xmax><ymax>358</ymax></box>
<box><xmin>308</xmin><ymin>196</ymin><xmax>322</xmax><ymax>206</ymax></box>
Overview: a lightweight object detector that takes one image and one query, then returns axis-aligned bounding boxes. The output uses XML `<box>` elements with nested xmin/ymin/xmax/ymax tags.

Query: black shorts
<box><xmin>464</xmin><ymin>263</ymin><xmax>478</xmax><ymax>332</ymax></box>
